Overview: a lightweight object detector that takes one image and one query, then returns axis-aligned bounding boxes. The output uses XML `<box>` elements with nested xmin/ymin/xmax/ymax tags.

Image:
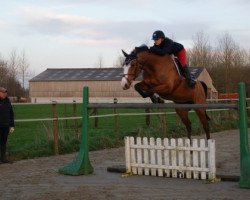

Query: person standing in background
<box><xmin>0</xmin><ymin>87</ymin><xmax>15</xmax><ymax>164</ymax></box>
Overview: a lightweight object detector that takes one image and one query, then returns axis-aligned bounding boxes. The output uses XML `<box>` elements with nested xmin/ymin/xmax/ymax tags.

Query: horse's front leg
<box><xmin>134</xmin><ymin>82</ymin><xmax>163</xmax><ymax>103</ymax></box>
<box><xmin>134</xmin><ymin>82</ymin><xmax>153</xmax><ymax>98</ymax></box>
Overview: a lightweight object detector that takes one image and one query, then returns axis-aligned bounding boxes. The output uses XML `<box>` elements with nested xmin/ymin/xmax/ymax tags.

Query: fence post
<box><xmin>145</xmin><ymin>108</ymin><xmax>150</xmax><ymax>126</ymax></box>
<box><xmin>125</xmin><ymin>137</ymin><xmax>131</xmax><ymax>173</ymax></box>
<box><xmin>94</xmin><ymin>108</ymin><xmax>98</xmax><ymax>128</ymax></box>
<box><xmin>64</xmin><ymin>104</ymin><xmax>68</xmax><ymax>128</ymax></box>
<box><xmin>158</xmin><ymin>108</ymin><xmax>167</xmax><ymax>137</ymax></box>
<box><xmin>113</xmin><ymin>98</ymin><xmax>119</xmax><ymax>142</ymax></box>
<box><xmin>238</xmin><ymin>82</ymin><xmax>250</xmax><ymax>188</ymax></box>
<box><xmin>73</xmin><ymin>100</ymin><xmax>79</xmax><ymax>135</ymax></box>
<box><xmin>52</xmin><ymin>101</ymin><xmax>59</xmax><ymax>155</ymax></box>
<box><xmin>59</xmin><ymin>86</ymin><xmax>93</xmax><ymax>175</ymax></box>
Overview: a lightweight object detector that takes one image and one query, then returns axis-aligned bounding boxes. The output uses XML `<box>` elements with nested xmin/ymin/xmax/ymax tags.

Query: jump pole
<box><xmin>238</xmin><ymin>82</ymin><xmax>250</xmax><ymax>188</ymax></box>
<box><xmin>59</xmin><ymin>86</ymin><xmax>93</xmax><ymax>175</ymax></box>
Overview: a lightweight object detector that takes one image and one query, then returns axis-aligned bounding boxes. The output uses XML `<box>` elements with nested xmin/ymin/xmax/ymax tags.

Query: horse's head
<box><xmin>121</xmin><ymin>45</ymin><xmax>148</xmax><ymax>90</ymax></box>
<box><xmin>121</xmin><ymin>49</ymin><xmax>141</xmax><ymax>90</ymax></box>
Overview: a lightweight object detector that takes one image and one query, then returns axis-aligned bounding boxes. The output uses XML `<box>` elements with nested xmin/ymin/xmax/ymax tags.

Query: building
<box><xmin>191</xmin><ymin>67</ymin><xmax>218</xmax><ymax>99</ymax></box>
<box><xmin>29</xmin><ymin>67</ymin><xmax>217</xmax><ymax>103</ymax></box>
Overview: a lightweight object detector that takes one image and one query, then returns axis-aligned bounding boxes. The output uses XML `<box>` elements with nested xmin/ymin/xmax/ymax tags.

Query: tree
<box><xmin>18</xmin><ymin>49</ymin><xmax>29</xmax><ymax>89</ymax></box>
<box><xmin>246</xmin><ymin>50</ymin><xmax>250</xmax><ymax>67</ymax></box>
<box><xmin>0</xmin><ymin>50</ymin><xmax>29</xmax><ymax>97</ymax></box>
<box><xmin>113</xmin><ymin>54</ymin><xmax>124</xmax><ymax>68</ymax></box>
<box><xmin>95</xmin><ymin>54</ymin><xmax>104</xmax><ymax>68</ymax></box>
<box><xmin>188</xmin><ymin>31</ymin><xmax>213</xmax><ymax>68</ymax></box>
<box><xmin>215</xmin><ymin>33</ymin><xmax>246</xmax><ymax>92</ymax></box>
<box><xmin>188</xmin><ymin>31</ymin><xmax>222</xmax><ymax>90</ymax></box>
<box><xmin>188</xmin><ymin>32</ymin><xmax>249</xmax><ymax>93</ymax></box>
<box><xmin>8</xmin><ymin>49</ymin><xmax>20</xmax><ymax>96</ymax></box>
<box><xmin>0</xmin><ymin>56</ymin><xmax>8</xmax><ymax>86</ymax></box>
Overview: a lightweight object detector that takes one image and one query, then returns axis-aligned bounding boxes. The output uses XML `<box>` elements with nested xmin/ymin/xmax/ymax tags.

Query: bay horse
<box><xmin>121</xmin><ymin>45</ymin><xmax>210</xmax><ymax>140</ymax></box>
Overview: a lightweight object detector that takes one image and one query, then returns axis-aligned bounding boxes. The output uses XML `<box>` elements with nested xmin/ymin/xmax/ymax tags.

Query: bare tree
<box><xmin>0</xmin><ymin>49</ymin><xmax>30</xmax><ymax>97</ymax></box>
<box><xmin>8</xmin><ymin>49</ymin><xmax>20</xmax><ymax>95</ymax></box>
<box><xmin>188</xmin><ymin>32</ymin><xmax>249</xmax><ymax>93</ymax></box>
<box><xmin>247</xmin><ymin>50</ymin><xmax>250</xmax><ymax>67</ymax></box>
<box><xmin>8</xmin><ymin>49</ymin><xmax>19</xmax><ymax>76</ymax></box>
<box><xmin>188</xmin><ymin>31</ymin><xmax>213</xmax><ymax>68</ymax></box>
<box><xmin>0</xmin><ymin>52</ymin><xmax>24</xmax><ymax>97</ymax></box>
<box><xmin>18</xmin><ymin>49</ymin><xmax>29</xmax><ymax>89</ymax></box>
<box><xmin>95</xmin><ymin>54</ymin><xmax>104</xmax><ymax>68</ymax></box>
<box><xmin>187</xmin><ymin>31</ymin><xmax>223</xmax><ymax>90</ymax></box>
<box><xmin>113</xmin><ymin>54</ymin><xmax>124</xmax><ymax>68</ymax></box>
<box><xmin>216</xmin><ymin>33</ymin><xmax>246</xmax><ymax>92</ymax></box>
<box><xmin>0</xmin><ymin>56</ymin><xmax>8</xmax><ymax>86</ymax></box>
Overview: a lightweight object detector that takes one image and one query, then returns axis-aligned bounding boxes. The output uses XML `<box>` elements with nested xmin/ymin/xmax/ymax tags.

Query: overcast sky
<box><xmin>0</xmin><ymin>0</ymin><xmax>249</xmax><ymax>75</ymax></box>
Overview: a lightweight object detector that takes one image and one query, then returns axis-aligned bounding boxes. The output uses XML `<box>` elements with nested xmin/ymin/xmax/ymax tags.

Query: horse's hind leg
<box><xmin>195</xmin><ymin>109</ymin><xmax>210</xmax><ymax>139</ymax></box>
<box><xmin>175</xmin><ymin>108</ymin><xmax>192</xmax><ymax>140</ymax></box>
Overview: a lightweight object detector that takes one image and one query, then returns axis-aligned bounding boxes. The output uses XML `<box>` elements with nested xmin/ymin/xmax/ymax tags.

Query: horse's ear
<box><xmin>121</xmin><ymin>49</ymin><xmax>128</xmax><ymax>57</ymax></box>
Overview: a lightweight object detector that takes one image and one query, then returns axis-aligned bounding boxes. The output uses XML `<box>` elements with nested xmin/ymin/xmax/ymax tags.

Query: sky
<box><xmin>0</xmin><ymin>0</ymin><xmax>250</xmax><ymax>76</ymax></box>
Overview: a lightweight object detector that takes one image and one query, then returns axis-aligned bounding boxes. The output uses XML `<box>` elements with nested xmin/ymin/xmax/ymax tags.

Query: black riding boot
<box><xmin>184</xmin><ymin>67</ymin><xmax>196</xmax><ymax>88</ymax></box>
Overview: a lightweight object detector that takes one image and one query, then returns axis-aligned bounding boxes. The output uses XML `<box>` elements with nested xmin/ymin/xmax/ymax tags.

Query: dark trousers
<box><xmin>0</xmin><ymin>127</ymin><xmax>9</xmax><ymax>161</ymax></box>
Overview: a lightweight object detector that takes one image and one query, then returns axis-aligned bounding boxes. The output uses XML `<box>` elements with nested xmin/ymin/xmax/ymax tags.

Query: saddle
<box><xmin>172</xmin><ymin>56</ymin><xmax>195</xmax><ymax>81</ymax></box>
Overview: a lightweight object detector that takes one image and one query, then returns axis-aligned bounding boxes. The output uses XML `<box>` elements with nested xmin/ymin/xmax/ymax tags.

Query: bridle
<box><xmin>122</xmin><ymin>58</ymin><xmax>141</xmax><ymax>85</ymax></box>
<box><xmin>122</xmin><ymin>74</ymin><xmax>133</xmax><ymax>86</ymax></box>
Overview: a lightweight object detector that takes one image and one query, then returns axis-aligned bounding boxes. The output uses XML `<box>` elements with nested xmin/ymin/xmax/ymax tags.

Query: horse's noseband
<box><xmin>122</xmin><ymin>74</ymin><xmax>133</xmax><ymax>86</ymax></box>
<box><xmin>122</xmin><ymin>57</ymin><xmax>141</xmax><ymax>86</ymax></box>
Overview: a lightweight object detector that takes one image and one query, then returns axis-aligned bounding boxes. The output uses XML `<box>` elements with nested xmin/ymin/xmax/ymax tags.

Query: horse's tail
<box><xmin>200</xmin><ymin>81</ymin><xmax>208</xmax><ymax>98</ymax></box>
<box><xmin>200</xmin><ymin>81</ymin><xmax>210</xmax><ymax>121</ymax></box>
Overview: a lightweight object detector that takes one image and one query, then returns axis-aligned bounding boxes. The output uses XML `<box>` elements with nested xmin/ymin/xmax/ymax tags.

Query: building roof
<box><xmin>190</xmin><ymin>67</ymin><xmax>204</xmax><ymax>80</ymax></box>
<box><xmin>30</xmin><ymin>67</ymin><xmax>204</xmax><ymax>82</ymax></box>
<box><xmin>30</xmin><ymin>68</ymin><xmax>123</xmax><ymax>81</ymax></box>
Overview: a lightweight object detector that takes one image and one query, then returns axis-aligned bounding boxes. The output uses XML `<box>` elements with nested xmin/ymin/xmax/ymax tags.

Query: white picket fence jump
<box><xmin>125</xmin><ymin>137</ymin><xmax>216</xmax><ymax>180</ymax></box>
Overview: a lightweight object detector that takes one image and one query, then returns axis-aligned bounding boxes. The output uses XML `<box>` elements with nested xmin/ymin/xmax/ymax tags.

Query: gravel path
<box><xmin>0</xmin><ymin>129</ymin><xmax>250</xmax><ymax>200</ymax></box>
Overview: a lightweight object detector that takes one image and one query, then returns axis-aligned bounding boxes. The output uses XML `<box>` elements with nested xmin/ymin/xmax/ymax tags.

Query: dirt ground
<box><xmin>0</xmin><ymin>129</ymin><xmax>250</xmax><ymax>200</ymax></box>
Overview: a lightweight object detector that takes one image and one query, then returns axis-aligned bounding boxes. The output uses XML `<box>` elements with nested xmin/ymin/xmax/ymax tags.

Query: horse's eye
<box><xmin>125</xmin><ymin>59</ymin><xmax>131</xmax><ymax>65</ymax></box>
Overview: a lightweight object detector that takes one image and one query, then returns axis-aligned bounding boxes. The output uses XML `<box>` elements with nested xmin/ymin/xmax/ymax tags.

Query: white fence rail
<box><xmin>125</xmin><ymin>137</ymin><xmax>216</xmax><ymax>180</ymax></box>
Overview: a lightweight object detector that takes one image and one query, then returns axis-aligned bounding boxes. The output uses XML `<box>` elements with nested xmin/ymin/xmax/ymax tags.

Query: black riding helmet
<box><xmin>152</xmin><ymin>30</ymin><xmax>165</xmax><ymax>40</ymax></box>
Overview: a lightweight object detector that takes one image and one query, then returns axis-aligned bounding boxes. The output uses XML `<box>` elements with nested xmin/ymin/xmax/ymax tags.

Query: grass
<box><xmin>7</xmin><ymin>103</ymin><xmax>242</xmax><ymax>161</ymax></box>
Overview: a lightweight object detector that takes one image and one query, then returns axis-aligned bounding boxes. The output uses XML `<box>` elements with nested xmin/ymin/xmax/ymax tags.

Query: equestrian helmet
<box><xmin>152</xmin><ymin>30</ymin><xmax>165</xmax><ymax>40</ymax></box>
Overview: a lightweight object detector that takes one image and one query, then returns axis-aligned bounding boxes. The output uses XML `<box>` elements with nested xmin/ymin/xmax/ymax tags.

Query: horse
<box><xmin>121</xmin><ymin>45</ymin><xmax>210</xmax><ymax>140</ymax></box>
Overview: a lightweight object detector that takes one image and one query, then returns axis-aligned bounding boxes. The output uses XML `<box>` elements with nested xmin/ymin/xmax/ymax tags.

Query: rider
<box><xmin>149</xmin><ymin>30</ymin><xmax>196</xmax><ymax>88</ymax></box>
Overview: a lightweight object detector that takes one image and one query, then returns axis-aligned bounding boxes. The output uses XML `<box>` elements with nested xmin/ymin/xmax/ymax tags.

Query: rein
<box><xmin>122</xmin><ymin>74</ymin><xmax>134</xmax><ymax>85</ymax></box>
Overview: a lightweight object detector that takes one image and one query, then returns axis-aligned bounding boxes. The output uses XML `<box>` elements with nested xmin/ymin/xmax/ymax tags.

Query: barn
<box><xmin>29</xmin><ymin>67</ymin><xmax>217</xmax><ymax>103</ymax></box>
<box><xmin>192</xmin><ymin>67</ymin><xmax>218</xmax><ymax>99</ymax></box>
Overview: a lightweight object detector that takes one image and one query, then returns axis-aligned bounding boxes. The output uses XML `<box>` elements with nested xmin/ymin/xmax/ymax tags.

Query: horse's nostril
<box><xmin>123</xmin><ymin>84</ymin><xmax>128</xmax><ymax>90</ymax></box>
<box><xmin>122</xmin><ymin>83</ymin><xmax>130</xmax><ymax>90</ymax></box>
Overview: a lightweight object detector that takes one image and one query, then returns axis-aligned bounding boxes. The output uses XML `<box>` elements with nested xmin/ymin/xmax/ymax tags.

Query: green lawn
<box><xmin>7</xmin><ymin>103</ymin><xmax>240</xmax><ymax>161</ymax></box>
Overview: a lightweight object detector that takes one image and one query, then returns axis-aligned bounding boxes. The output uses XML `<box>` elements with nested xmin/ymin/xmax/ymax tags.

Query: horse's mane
<box><xmin>134</xmin><ymin>44</ymin><xmax>149</xmax><ymax>54</ymax></box>
<box><xmin>123</xmin><ymin>44</ymin><xmax>149</xmax><ymax>65</ymax></box>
